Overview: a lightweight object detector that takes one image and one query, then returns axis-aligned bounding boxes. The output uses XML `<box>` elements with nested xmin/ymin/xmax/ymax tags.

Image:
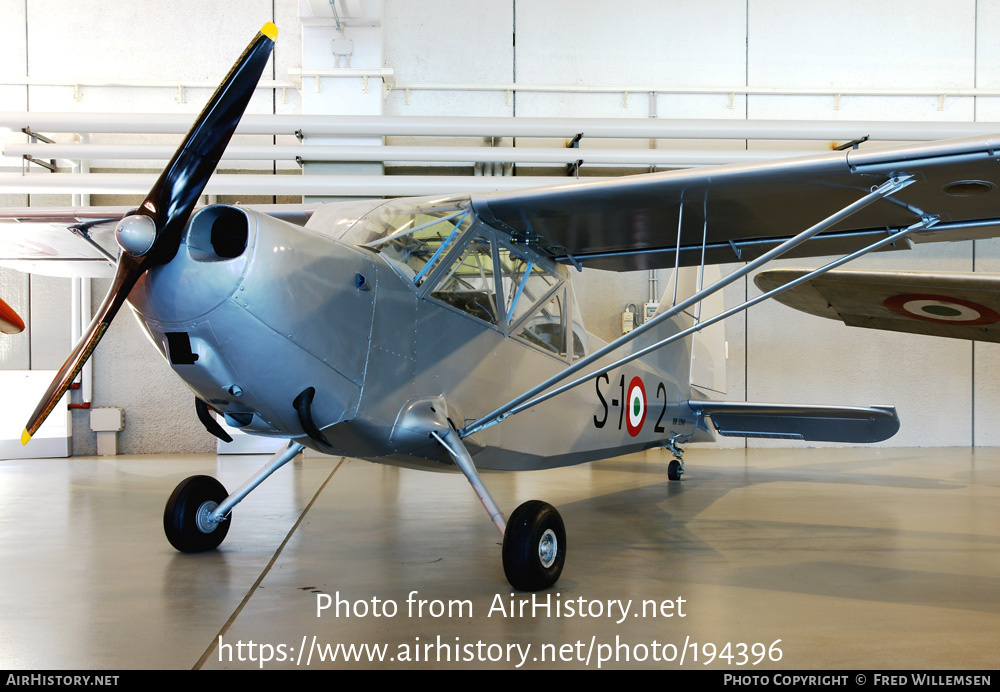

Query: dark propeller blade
<box><xmin>22</xmin><ymin>22</ymin><xmax>277</xmax><ymax>445</ymax></box>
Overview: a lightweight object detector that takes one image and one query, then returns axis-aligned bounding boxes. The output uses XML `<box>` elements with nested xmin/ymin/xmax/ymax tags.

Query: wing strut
<box><xmin>460</xmin><ymin>175</ymin><xmax>921</xmax><ymax>438</ymax></box>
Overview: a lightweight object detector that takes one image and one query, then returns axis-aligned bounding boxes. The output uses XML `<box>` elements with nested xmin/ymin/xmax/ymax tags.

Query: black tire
<box><xmin>502</xmin><ymin>500</ymin><xmax>566</xmax><ymax>591</ymax></box>
<box><xmin>163</xmin><ymin>475</ymin><xmax>231</xmax><ymax>553</ymax></box>
<box><xmin>668</xmin><ymin>459</ymin><xmax>682</xmax><ymax>481</ymax></box>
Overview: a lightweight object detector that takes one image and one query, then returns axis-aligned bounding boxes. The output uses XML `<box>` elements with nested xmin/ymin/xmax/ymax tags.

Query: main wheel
<box><xmin>502</xmin><ymin>500</ymin><xmax>566</xmax><ymax>591</ymax></box>
<box><xmin>668</xmin><ymin>459</ymin><xmax>683</xmax><ymax>481</ymax></box>
<box><xmin>164</xmin><ymin>475</ymin><xmax>231</xmax><ymax>553</ymax></box>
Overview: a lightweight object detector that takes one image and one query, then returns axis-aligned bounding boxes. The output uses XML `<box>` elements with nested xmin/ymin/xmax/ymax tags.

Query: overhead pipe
<box><xmin>2</xmin><ymin>112</ymin><xmax>997</xmax><ymax>140</ymax></box>
<box><xmin>4</xmin><ymin>142</ymin><xmax>813</xmax><ymax>166</ymax></box>
<box><xmin>0</xmin><ymin>172</ymin><xmax>612</xmax><ymax>196</ymax></box>
<box><xmin>0</xmin><ymin>77</ymin><xmax>294</xmax><ymax>90</ymax></box>
<box><xmin>2</xmin><ymin>73</ymin><xmax>995</xmax><ymax>108</ymax></box>
<box><xmin>390</xmin><ymin>81</ymin><xmax>1000</xmax><ymax>99</ymax></box>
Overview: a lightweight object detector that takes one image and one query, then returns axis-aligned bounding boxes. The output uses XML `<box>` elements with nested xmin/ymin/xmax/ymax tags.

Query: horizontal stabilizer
<box><xmin>688</xmin><ymin>401</ymin><xmax>899</xmax><ymax>443</ymax></box>
<box><xmin>756</xmin><ymin>269</ymin><xmax>1000</xmax><ymax>342</ymax></box>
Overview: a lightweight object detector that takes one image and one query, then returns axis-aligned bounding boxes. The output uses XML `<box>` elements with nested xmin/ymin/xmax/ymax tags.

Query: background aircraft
<box><xmin>757</xmin><ymin>268</ymin><xmax>1000</xmax><ymax>342</ymax></box>
<box><xmin>0</xmin><ymin>295</ymin><xmax>24</xmax><ymax>334</ymax></box>
<box><xmin>4</xmin><ymin>23</ymin><xmax>1000</xmax><ymax>592</ymax></box>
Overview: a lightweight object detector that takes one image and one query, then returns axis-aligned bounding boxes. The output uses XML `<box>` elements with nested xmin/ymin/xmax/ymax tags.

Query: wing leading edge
<box><xmin>472</xmin><ymin>135</ymin><xmax>1000</xmax><ymax>271</ymax></box>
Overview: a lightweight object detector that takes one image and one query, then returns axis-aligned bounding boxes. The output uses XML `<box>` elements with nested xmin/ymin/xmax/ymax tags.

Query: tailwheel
<box><xmin>164</xmin><ymin>475</ymin><xmax>231</xmax><ymax>552</ymax></box>
<box><xmin>502</xmin><ymin>500</ymin><xmax>566</xmax><ymax>591</ymax></box>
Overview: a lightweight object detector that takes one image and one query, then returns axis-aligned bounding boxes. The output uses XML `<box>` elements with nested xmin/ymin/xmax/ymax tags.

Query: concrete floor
<box><xmin>0</xmin><ymin>446</ymin><xmax>997</xmax><ymax>670</ymax></box>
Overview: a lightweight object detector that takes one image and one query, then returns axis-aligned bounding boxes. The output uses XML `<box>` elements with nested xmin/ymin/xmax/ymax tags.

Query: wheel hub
<box><xmin>195</xmin><ymin>500</ymin><xmax>221</xmax><ymax>534</ymax></box>
<box><xmin>538</xmin><ymin>529</ymin><xmax>557</xmax><ymax>568</ymax></box>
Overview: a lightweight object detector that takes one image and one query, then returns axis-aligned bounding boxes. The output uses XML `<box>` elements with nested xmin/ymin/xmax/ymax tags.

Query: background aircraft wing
<box><xmin>0</xmin><ymin>205</ymin><xmax>314</xmax><ymax>278</ymax></box>
<box><xmin>755</xmin><ymin>268</ymin><xmax>1000</xmax><ymax>342</ymax></box>
<box><xmin>471</xmin><ymin>134</ymin><xmax>1000</xmax><ymax>271</ymax></box>
<box><xmin>0</xmin><ymin>209</ymin><xmax>119</xmax><ymax>278</ymax></box>
<box><xmin>687</xmin><ymin>400</ymin><xmax>900</xmax><ymax>443</ymax></box>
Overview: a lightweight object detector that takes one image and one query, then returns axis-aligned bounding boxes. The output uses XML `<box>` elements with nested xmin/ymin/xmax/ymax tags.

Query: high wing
<box><xmin>471</xmin><ymin>135</ymin><xmax>1000</xmax><ymax>271</ymax></box>
<box><xmin>755</xmin><ymin>268</ymin><xmax>1000</xmax><ymax>342</ymax></box>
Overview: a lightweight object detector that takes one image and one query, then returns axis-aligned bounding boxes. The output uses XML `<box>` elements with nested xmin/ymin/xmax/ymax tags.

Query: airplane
<box><xmin>5</xmin><ymin>22</ymin><xmax>1000</xmax><ymax>591</ymax></box>
<box><xmin>0</xmin><ymin>296</ymin><xmax>24</xmax><ymax>334</ymax></box>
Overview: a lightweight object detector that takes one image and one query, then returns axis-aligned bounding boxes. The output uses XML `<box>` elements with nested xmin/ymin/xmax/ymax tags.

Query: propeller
<box><xmin>21</xmin><ymin>22</ymin><xmax>278</xmax><ymax>445</ymax></box>
<box><xmin>0</xmin><ymin>295</ymin><xmax>25</xmax><ymax>334</ymax></box>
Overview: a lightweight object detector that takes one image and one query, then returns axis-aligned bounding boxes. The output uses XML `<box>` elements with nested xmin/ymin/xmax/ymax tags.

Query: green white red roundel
<box><xmin>626</xmin><ymin>376</ymin><xmax>647</xmax><ymax>437</ymax></box>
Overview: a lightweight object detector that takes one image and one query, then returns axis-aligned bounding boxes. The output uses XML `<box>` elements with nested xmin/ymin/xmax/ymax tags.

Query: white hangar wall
<box><xmin>0</xmin><ymin>0</ymin><xmax>998</xmax><ymax>453</ymax></box>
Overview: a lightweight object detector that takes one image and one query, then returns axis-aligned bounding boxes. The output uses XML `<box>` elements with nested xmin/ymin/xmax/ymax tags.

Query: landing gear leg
<box><xmin>665</xmin><ymin>435</ymin><xmax>685</xmax><ymax>481</ymax></box>
<box><xmin>163</xmin><ymin>439</ymin><xmax>305</xmax><ymax>552</ymax></box>
<box><xmin>433</xmin><ymin>428</ymin><xmax>565</xmax><ymax>591</ymax></box>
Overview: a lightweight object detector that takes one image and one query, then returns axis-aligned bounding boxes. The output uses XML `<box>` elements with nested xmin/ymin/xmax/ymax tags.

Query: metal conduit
<box><xmin>3</xmin><ymin>142</ymin><xmax>817</xmax><ymax>166</ymax></box>
<box><xmin>2</xmin><ymin>113</ymin><xmax>998</xmax><ymax>140</ymax></box>
<box><xmin>0</xmin><ymin>173</ymin><xmax>604</xmax><ymax>196</ymax></box>
<box><xmin>5</xmin><ymin>73</ymin><xmax>1000</xmax><ymax>102</ymax></box>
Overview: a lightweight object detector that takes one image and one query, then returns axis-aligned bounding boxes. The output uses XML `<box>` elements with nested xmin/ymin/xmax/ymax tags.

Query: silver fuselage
<box><xmin>129</xmin><ymin>196</ymin><xmax>706</xmax><ymax>470</ymax></box>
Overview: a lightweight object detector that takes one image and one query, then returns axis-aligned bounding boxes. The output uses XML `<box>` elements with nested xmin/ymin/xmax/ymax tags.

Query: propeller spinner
<box><xmin>21</xmin><ymin>22</ymin><xmax>278</xmax><ymax>445</ymax></box>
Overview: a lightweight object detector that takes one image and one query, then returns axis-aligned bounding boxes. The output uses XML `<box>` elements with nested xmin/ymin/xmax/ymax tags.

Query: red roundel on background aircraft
<box><xmin>626</xmin><ymin>376</ymin><xmax>647</xmax><ymax>437</ymax></box>
<box><xmin>883</xmin><ymin>293</ymin><xmax>1000</xmax><ymax>326</ymax></box>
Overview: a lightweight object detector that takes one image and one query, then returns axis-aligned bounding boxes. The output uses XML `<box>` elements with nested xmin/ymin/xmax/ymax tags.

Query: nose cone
<box><xmin>129</xmin><ymin>205</ymin><xmax>254</xmax><ymax>323</ymax></box>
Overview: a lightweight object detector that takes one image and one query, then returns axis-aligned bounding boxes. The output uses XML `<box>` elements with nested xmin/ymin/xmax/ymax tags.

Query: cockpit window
<box><xmin>496</xmin><ymin>244</ymin><xmax>576</xmax><ymax>357</ymax></box>
<box><xmin>362</xmin><ymin>198</ymin><xmax>473</xmax><ymax>286</ymax></box>
<box><xmin>513</xmin><ymin>287</ymin><xmax>567</xmax><ymax>356</ymax></box>
<box><xmin>429</xmin><ymin>234</ymin><xmax>500</xmax><ymax>324</ymax></box>
<box><xmin>497</xmin><ymin>245</ymin><xmax>561</xmax><ymax>328</ymax></box>
<box><xmin>360</xmin><ymin>198</ymin><xmax>590</xmax><ymax>359</ymax></box>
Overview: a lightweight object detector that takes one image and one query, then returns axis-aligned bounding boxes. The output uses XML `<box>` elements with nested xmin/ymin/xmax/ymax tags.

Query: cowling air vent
<box><xmin>165</xmin><ymin>332</ymin><xmax>198</xmax><ymax>365</ymax></box>
<box><xmin>187</xmin><ymin>206</ymin><xmax>249</xmax><ymax>261</ymax></box>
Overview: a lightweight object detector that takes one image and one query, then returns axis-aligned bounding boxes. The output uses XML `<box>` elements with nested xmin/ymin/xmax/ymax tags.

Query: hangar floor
<box><xmin>0</xmin><ymin>446</ymin><xmax>996</xmax><ymax>670</ymax></box>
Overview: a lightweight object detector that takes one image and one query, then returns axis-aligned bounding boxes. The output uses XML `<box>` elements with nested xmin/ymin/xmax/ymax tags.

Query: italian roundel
<box><xmin>626</xmin><ymin>376</ymin><xmax>646</xmax><ymax>437</ymax></box>
<box><xmin>883</xmin><ymin>293</ymin><xmax>1000</xmax><ymax>326</ymax></box>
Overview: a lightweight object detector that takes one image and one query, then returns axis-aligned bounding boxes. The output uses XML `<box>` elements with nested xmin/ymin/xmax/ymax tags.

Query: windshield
<box><xmin>358</xmin><ymin>196</ymin><xmax>474</xmax><ymax>286</ymax></box>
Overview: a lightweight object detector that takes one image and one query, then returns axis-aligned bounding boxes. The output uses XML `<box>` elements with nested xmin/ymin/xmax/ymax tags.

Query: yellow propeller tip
<box><xmin>20</xmin><ymin>429</ymin><xmax>31</xmax><ymax>446</ymax></box>
<box><xmin>260</xmin><ymin>22</ymin><xmax>278</xmax><ymax>40</ymax></box>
